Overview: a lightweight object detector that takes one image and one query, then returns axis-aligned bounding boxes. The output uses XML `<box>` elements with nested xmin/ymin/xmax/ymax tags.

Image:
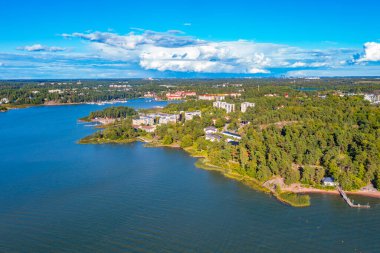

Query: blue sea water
<box><xmin>0</xmin><ymin>98</ymin><xmax>379</xmax><ymax>253</ymax></box>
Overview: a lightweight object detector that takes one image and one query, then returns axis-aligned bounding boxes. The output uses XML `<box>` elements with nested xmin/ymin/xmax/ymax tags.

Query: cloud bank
<box><xmin>17</xmin><ymin>44</ymin><xmax>66</xmax><ymax>52</ymax></box>
<box><xmin>63</xmin><ymin>30</ymin><xmax>363</xmax><ymax>74</ymax></box>
<box><xmin>1</xmin><ymin>29</ymin><xmax>379</xmax><ymax>78</ymax></box>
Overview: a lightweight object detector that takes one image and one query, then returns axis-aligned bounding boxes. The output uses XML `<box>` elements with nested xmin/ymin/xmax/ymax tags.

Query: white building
<box><xmin>205</xmin><ymin>133</ymin><xmax>222</xmax><ymax>142</ymax></box>
<box><xmin>158</xmin><ymin>114</ymin><xmax>180</xmax><ymax>125</ymax></box>
<box><xmin>204</xmin><ymin>126</ymin><xmax>218</xmax><ymax>134</ymax></box>
<box><xmin>364</xmin><ymin>94</ymin><xmax>380</xmax><ymax>104</ymax></box>
<box><xmin>322</xmin><ymin>177</ymin><xmax>339</xmax><ymax>187</ymax></box>
<box><xmin>132</xmin><ymin>116</ymin><xmax>155</xmax><ymax>126</ymax></box>
<box><xmin>241</xmin><ymin>102</ymin><xmax>255</xmax><ymax>113</ymax></box>
<box><xmin>213</xmin><ymin>101</ymin><xmax>235</xmax><ymax>113</ymax></box>
<box><xmin>198</xmin><ymin>94</ymin><xmax>225</xmax><ymax>101</ymax></box>
<box><xmin>184</xmin><ymin>111</ymin><xmax>201</xmax><ymax>121</ymax></box>
<box><xmin>0</xmin><ymin>98</ymin><xmax>9</xmax><ymax>104</ymax></box>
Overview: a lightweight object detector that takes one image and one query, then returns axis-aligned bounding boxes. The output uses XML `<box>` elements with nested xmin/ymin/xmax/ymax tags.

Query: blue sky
<box><xmin>0</xmin><ymin>0</ymin><xmax>380</xmax><ymax>78</ymax></box>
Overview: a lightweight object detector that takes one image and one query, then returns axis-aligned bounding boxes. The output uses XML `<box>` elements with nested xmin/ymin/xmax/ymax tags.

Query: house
<box><xmin>184</xmin><ymin>111</ymin><xmax>201</xmax><ymax>121</ymax></box>
<box><xmin>205</xmin><ymin>133</ymin><xmax>222</xmax><ymax>142</ymax></box>
<box><xmin>322</xmin><ymin>177</ymin><xmax>339</xmax><ymax>187</ymax></box>
<box><xmin>213</xmin><ymin>101</ymin><xmax>235</xmax><ymax>113</ymax></box>
<box><xmin>204</xmin><ymin>126</ymin><xmax>218</xmax><ymax>134</ymax></box>
<box><xmin>241</xmin><ymin>102</ymin><xmax>255</xmax><ymax>113</ymax></box>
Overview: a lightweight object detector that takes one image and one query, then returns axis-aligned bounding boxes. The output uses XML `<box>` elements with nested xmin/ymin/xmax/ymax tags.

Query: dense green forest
<box><xmin>85</xmin><ymin>106</ymin><xmax>137</xmax><ymax>120</ymax></box>
<box><xmin>84</xmin><ymin>94</ymin><xmax>380</xmax><ymax>191</ymax></box>
<box><xmin>2</xmin><ymin>78</ymin><xmax>380</xmax><ymax>106</ymax></box>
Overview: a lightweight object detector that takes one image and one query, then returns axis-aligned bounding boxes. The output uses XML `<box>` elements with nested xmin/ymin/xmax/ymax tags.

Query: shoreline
<box><xmin>2</xmin><ymin>99</ymin><xmax>134</xmax><ymax>110</ymax></box>
<box><xmin>287</xmin><ymin>186</ymin><xmax>380</xmax><ymax>199</ymax></box>
<box><xmin>78</xmin><ymin>136</ymin><xmax>380</xmax><ymax>206</ymax></box>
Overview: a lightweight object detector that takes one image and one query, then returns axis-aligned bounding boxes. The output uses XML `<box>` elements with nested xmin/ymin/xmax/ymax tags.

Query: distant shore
<box><xmin>2</xmin><ymin>99</ymin><xmax>131</xmax><ymax>110</ymax></box>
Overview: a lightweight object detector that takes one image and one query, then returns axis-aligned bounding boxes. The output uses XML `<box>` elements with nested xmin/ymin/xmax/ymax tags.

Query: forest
<box><xmin>83</xmin><ymin>106</ymin><xmax>137</xmax><ymax>121</ymax></box>
<box><xmin>84</xmin><ymin>93</ymin><xmax>380</xmax><ymax>191</ymax></box>
<box><xmin>2</xmin><ymin>78</ymin><xmax>380</xmax><ymax>107</ymax></box>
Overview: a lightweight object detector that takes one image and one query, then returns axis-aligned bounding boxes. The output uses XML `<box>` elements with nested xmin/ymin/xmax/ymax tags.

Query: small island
<box><xmin>78</xmin><ymin>90</ymin><xmax>380</xmax><ymax>208</ymax></box>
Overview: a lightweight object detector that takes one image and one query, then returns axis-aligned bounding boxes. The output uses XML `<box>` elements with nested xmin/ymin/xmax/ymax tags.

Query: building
<box><xmin>0</xmin><ymin>98</ymin><xmax>9</xmax><ymax>104</ymax></box>
<box><xmin>137</xmin><ymin>125</ymin><xmax>156</xmax><ymax>133</ymax></box>
<box><xmin>132</xmin><ymin>116</ymin><xmax>155</xmax><ymax>126</ymax></box>
<box><xmin>166</xmin><ymin>91</ymin><xmax>197</xmax><ymax>100</ymax></box>
<box><xmin>158</xmin><ymin>114</ymin><xmax>180</xmax><ymax>125</ymax></box>
<box><xmin>166</xmin><ymin>94</ymin><xmax>182</xmax><ymax>100</ymax></box>
<box><xmin>222</xmin><ymin>131</ymin><xmax>242</xmax><ymax>140</ymax></box>
<box><xmin>241</xmin><ymin>102</ymin><xmax>255</xmax><ymax>113</ymax></box>
<box><xmin>322</xmin><ymin>177</ymin><xmax>339</xmax><ymax>187</ymax></box>
<box><xmin>183</xmin><ymin>91</ymin><xmax>197</xmax><ymax>97</ymax></box>
<box><xmin>213</xmin><ymin>101</ymin><xmax>235</xmax><ymax>113</ymax></box>
<box><xmin>364</xmin><ymin>94</ymin><xmax>380</xmax><ymax>104</ymax></box>
<box><xmin>205</xmin><ymin>133</ymin><xmax>222</xmax><ymax>142</ymax></box>
<box><xmin>198</xmin><ymin>94</ymin><xmax>225</xmax><ymax>101</ymax></box>
<box><xmin>204</xmin><ymin>126</ymin><xmax>218</xmax><ymax>134</ymax></box>
<box><xmin>184</xmin><ymin>111</ymin><xmax>201</xmax><ymax>121</ymax></box>
<box><xmin>143</xmin><ymin>92</ymin><xmax>156</xmax><ymax>98</ymax></box>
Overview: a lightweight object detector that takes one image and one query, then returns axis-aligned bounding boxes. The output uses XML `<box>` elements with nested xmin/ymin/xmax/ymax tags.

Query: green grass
<box><xmin>277</xmin><ymin>192</ymin><xmax>311</xmax><ymax>207</ymax></box>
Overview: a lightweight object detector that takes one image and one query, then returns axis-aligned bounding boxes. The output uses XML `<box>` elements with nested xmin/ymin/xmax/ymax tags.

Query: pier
<box><xmin>337</xmin><ymin>186</ymin><xmax>370</xmax><ymax>208</ymax></box>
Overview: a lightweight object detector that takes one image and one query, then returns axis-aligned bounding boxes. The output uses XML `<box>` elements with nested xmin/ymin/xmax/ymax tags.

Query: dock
<box><xmin>337</xmin><ymin>186</ymin><xmax>370</xmax><ymax>208</ymax></box>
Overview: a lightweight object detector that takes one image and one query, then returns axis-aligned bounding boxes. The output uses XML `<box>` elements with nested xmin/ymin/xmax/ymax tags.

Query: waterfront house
<box><xmin>322</xmin><ymin>177</ymin><xmax>339</xmax><ymax>187</ymax></box>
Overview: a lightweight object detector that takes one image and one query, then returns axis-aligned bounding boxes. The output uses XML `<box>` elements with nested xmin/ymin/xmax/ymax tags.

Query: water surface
<box><xmin>0</xmin><ymin>99</ymin><xmax>379</xmax><ymax>253</ymax></box>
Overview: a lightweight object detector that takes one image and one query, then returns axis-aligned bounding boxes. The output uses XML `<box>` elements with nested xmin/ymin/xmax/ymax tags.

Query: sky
<box><xmin>0</xmin><ymin>0</ymin><xmax>380</xmax><ymax>79</ymax></box>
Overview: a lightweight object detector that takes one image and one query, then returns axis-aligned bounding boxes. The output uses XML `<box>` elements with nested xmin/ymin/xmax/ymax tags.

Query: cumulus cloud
<box><xmin>17</xmin><ymin>44</ymin><xmax>66</xmax><ymax>52</ymax></box>
<box><xmin>62</xmin><ymin>30</ymin><xmax>360</xmax><ymax>74</ymax></box>
<box><xmin>4</xmin><ymin>29</ymin><xmax>380</xmax><ymax>78</ymax></box>
<box><xmin>356</xmin><ymin>42</ymin><xmax>380</xmax><ymax>62</ymax></box>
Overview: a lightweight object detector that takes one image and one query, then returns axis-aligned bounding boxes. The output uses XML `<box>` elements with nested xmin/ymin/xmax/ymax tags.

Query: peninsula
<box><xmin>78</xmin><ymin>80</ymin><xmax>380</xmax><ymax>207</ymax></box>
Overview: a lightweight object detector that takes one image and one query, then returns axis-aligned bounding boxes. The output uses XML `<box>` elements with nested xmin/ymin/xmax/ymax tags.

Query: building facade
<box><xmin>241</xmin><ymin>102</ymin><xmax>256</xmax><ymax>113</ymax></box>
<box><xmin>213</xmin><ymin>101</ymin><xmax>235</xmax><ymax>113</ymax></box>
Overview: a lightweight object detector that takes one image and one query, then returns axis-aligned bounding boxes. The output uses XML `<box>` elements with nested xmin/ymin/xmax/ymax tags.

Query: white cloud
<box><xmin>63</xmin><ymin>30</ymin><xmax>360</xmax><ymax>74</ymax></box>
<box><xmin>357</xmin><ymin>42</ymin><xmax>380</xmax><ymax>62</ymax></box>
<box><xmin>183</xmin><ymin>23</ymin><xmax>192</xmax><ymax>26</ymax></box>
<box><xmin>17</xmin><ymin>44</ymin><xmax>66</xmax><ymax>52</ymax></box>
<box><xmin>3</xmin><ymin>29</ymin><xmax>380</xmax><ymax>78</ymax></box>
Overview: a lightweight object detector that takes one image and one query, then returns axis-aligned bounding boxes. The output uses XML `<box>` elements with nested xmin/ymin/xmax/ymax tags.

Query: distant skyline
<box><xmin>1</xmin><ymin>0</ymin><xmax>380</xmax><ymax>79</ymax></box>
